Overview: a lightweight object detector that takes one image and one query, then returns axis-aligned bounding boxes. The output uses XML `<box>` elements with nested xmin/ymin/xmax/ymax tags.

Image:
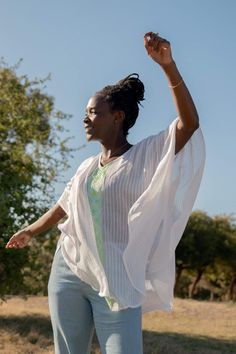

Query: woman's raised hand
<box><xmin>144</xmin><ymin>32</ymin><xmax>173</xmax><ymax>67</ymax></box>
<box><xmin>5</xmin><ymin>230</ymin><xmax>33</xmax><ymax>249</ymax></box>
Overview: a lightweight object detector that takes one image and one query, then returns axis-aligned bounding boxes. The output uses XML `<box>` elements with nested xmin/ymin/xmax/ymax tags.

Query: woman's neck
<box><xmin>100</xmin><ymin>139</ymin><xmax>132</xmax><ymax>166</ymax></box>
<box><xmin>101</xmin><ymin>138</ymin><xmax>130</xmax><ymax>159</ymax></box>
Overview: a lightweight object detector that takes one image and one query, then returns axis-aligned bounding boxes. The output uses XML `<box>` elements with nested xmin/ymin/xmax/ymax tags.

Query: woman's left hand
<box><xmin>144</xmin><ymin>32</ymin><xmax>174</xmax><ymax>67</ymax></box>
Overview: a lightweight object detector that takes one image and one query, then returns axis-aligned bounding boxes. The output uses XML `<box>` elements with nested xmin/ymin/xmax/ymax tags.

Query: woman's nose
<box><xmin>83</xmin><ymin>114</ymin><xmax>90</xmax><ymax>123</ymax></box>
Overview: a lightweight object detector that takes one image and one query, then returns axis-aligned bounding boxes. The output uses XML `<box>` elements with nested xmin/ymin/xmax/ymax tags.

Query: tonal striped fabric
<box><xmin>56</xmin><ymin>118</ymin><xmax>205</xmax><ymax>313</ymax></box>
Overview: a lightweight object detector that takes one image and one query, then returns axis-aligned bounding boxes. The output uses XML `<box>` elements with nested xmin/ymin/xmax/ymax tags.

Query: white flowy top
<box><xmin>56</xmin><ymin>118</ymin><xmax>205</xmax><ymax>313</ymax></box>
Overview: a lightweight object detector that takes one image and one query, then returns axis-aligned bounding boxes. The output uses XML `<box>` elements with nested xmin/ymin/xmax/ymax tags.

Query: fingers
<box><xmin>6</xmin><ymin>241</ymin><xmax>26</xmax><ymax>249</ymax></box>
<box><xmin>144</xmin><ymin>31</ymin><xmax>169</xmax><ymax>43</ymax></box>
<box><xmin>144</xmin><ymin>31</ymin><xmax>156</xmax><ymax>42</ymax></box>
<box><xmin>5</xmin><ymin>232</ymin><xmax>31</xmax><ymax>249</ymax></box>
<box><xmin>6</xmin><ymin>237</ymin><xmax>22</xmax><ymax>248</ymax></box>
<box><xmin>144</xmin><ymin>32</ymin><xmax>170</xmax><ymax>51</ymax></box>
<box><xmin>8</xmin><ymin>242</ymin><xmax>24</xmax><ymax>249</ymax></box>
<box><xmin>6</xmin><ymin>240</ymin><xmax>22</xmax><ymax>248</ymax></box>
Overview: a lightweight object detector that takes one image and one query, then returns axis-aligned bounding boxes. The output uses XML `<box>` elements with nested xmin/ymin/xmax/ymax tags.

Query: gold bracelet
<box><xmin>169</xmin><ymin>80</ymin><xmax>183</xmax><ymax>89</ymax></box>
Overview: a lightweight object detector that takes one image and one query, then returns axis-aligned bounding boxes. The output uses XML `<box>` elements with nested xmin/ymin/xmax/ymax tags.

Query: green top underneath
<box><xmin>87</xmin><ymin>163</ymin><xmax>115</xmax><ymax>309</ymax></box>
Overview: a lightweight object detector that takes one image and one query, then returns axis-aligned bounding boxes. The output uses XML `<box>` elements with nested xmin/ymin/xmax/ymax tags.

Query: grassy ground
<box><xmin>0</xmin><ymin>296</ymin><xmax>235</xmax><ymax>354</ymax></box>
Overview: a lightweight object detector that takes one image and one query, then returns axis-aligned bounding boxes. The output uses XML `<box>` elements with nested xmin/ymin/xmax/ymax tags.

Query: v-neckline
<box><xmin>99</xmin><ymin>144</ymin><xmax>135</xmax><ymax>168</ymax></box>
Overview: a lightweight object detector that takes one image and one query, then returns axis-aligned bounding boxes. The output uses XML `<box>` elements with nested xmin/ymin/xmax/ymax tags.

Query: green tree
<box><xmin>176</xmin><ymin>211</ymin><xmax>217</xmax><ymax>298</ymax></box>
<box><xmin>176</xmin><ymin>211</ymin><xmax>236</xmax><ymax>301</ymax></box>
<box><xmin>207</xmin><ymin>215</ymin><xmax>236</xmax><ymax>301</ymax></box>
<box><xmin>0</xmin><ymin>60</ymin><xmax>73</xmax><ymax>298</ymax></box>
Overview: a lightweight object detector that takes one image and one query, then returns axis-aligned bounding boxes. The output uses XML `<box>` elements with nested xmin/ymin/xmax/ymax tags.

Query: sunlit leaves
<box><xmin>0</xmin><ymin>61</ymin><xmax>73</xmax><ymax>298</ymax></box>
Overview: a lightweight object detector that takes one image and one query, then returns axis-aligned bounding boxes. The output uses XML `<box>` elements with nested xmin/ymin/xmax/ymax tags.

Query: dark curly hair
<box><xmin>96</xmin><ymin>73</ymin><xmax>145</xmax><ymax>136</ymax></box>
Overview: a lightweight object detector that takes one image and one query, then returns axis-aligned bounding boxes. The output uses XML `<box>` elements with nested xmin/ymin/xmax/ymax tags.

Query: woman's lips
<box><xmin>84</xmin><ymin>126</ymin><xmax>93</xmax><ymax>131</ymax></box>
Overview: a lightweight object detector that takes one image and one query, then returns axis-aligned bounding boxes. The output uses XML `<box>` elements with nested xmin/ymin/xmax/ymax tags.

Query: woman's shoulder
<box><xmin>134</xmin><ymin>130</ymin><xmax>166</xmax><ymax>153</ymax></box>
<box><xmin>75</xmin><ymin>155</ymin><xmax>99</xmax><ymax>174</ymax></box>
<box><xmin>134</xmin><ymin>119</ymin><xmax>179</xmax><ymax>154</ymax></box>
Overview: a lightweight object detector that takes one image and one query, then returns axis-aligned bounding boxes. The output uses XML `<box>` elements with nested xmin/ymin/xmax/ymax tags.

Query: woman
<box><xmin>6</xmin><ymin>32</ymin><xmax>205</xmax><ymax>354</ymax></box>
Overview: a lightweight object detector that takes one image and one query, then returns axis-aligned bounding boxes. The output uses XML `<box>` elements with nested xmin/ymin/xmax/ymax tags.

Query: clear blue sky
<box><xmin>1</xmin><ymin>0</ymin><xmax>236</xmax><ymax>216</ymax></box>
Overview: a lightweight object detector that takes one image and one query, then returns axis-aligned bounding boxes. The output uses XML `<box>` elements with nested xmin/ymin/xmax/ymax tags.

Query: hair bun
<box><xmin>117</xmin><ymin>73</ymin><xmax>145</xmax><ymax>104</ymax></box>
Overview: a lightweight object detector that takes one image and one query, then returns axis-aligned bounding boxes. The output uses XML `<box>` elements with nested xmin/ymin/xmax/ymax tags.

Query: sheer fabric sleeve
<box><xmin>57</xmin><ymin>175</ymin><xmax>76</xmax><ymax>215</ymax></box>
<box><xmin>123</xmin><ymin>118</ymin><xmax>205</xmax><ymax>312</ymax></box>
<box><xmin>57</xmin><ymin>157</ymin><xmax>94</xmax><ymax>215</ymax></box>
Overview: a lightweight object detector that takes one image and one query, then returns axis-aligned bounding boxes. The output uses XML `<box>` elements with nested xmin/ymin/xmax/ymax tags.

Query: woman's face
<box><xmin>84</xmin><ymin>95</ymin><xmax>120</xmax><ymax>142</ymax></box>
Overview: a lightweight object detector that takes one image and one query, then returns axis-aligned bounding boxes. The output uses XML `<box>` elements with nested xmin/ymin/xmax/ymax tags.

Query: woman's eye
<box><xmin>85</xmin><ymin>110</ymin><xmax>98</xmax><ymax>118</ymax></box>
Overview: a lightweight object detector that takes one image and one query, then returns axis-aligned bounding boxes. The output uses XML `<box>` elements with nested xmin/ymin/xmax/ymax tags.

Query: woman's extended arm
<box><xmin>144</xmin><ymin>32</ymin><xmax>199</xmax><ymax>154</ymax></box>
<box><xmin>5</xmin><ymin>203</ymin><xmax>66</xmax><ymax>249</ymax></box>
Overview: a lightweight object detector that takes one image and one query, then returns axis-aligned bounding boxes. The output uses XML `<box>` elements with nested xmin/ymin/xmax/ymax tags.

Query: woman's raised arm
<box><xmin>144</xmin><ymin>31</ymin><xmax>199</xmax><ymax>154</ymax></box>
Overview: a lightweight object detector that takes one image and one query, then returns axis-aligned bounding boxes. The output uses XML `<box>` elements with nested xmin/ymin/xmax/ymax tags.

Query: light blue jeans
<box><xmin>48</xmin><ymin>246</ymin><xmax>143</xmax><ymax>354</ymax></box>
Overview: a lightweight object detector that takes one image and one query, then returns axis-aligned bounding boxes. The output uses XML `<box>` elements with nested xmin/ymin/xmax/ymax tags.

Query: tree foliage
<box><xmin>209</xmin><ymin>216</ymin><xmax>236</xmax><ymax>300</ymax></box>
<box><xmin>175</xmin><ymin>211</ymin><xmax>236</xmax><ymax>300</ymax></box>
<box><xmin>0</xmin><ymin>60</ymin><xmax>73</xmax><ymax>298</ymax></box>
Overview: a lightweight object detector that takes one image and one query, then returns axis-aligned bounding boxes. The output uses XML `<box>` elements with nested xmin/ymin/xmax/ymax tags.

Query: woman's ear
<box><xmin>114</xmin><ymin>110</ymin><xmax>125</xmax><ymax>124</ymax></box>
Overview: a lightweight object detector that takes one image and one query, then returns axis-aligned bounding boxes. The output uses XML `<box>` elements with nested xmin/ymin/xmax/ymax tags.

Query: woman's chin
<box><xmin>85</xmin><ymin>132</ymin><xmax>96</xmax><ymax>142</ymax></box>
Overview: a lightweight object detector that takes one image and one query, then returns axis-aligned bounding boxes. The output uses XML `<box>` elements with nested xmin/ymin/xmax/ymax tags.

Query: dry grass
<box><xmin>0</xmin><ymin>296</ymin><xmax>235</xmax><ymax>353</ymax></box>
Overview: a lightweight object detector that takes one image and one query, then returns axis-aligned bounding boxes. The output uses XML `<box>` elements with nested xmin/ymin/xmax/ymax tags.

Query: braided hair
<box><xmin>96</xmin><ymin>73</ymin><xmax>145</xmax><ymax>136</ymax></box>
